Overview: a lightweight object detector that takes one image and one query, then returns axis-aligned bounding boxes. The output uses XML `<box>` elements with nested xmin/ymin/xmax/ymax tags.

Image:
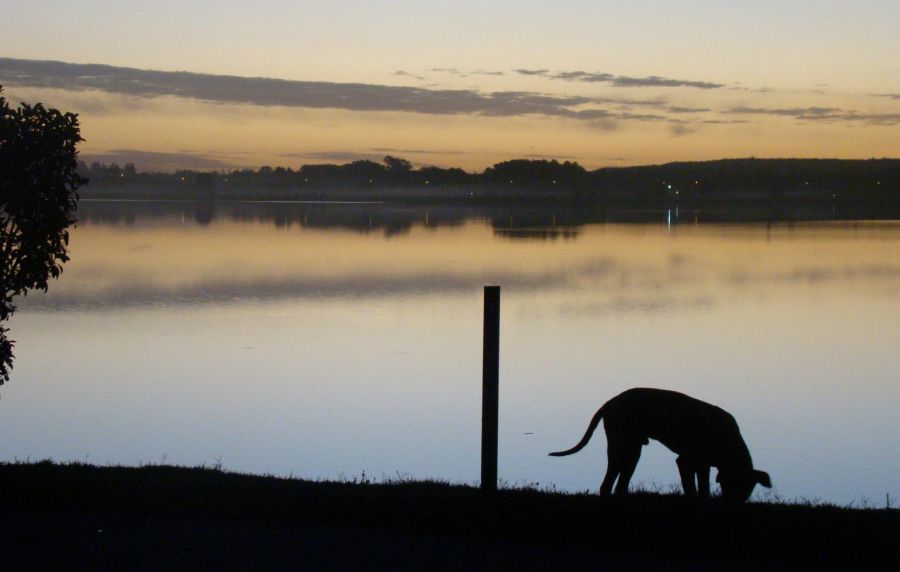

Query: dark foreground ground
<box><xmin>0</xmin><ymin>462</ymin><xmax>896</xmax><ymax>571</ymax></box>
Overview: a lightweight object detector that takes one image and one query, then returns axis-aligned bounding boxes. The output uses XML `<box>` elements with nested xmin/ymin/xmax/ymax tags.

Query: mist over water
<box><xmin>3</xmin><ymin>201</ymin><xmax>898</xmax><ymax>504</ymax></box>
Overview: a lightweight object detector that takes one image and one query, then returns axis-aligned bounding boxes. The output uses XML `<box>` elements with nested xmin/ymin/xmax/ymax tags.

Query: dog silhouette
<box><xmin>550</xmin><ymin>388</ymin><xmax>771</xmax><ymax>501</ymax></box>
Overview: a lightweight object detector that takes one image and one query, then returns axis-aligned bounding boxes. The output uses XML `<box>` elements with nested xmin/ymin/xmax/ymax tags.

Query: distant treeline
<box><xmin>78</xmin><ymin>156</ymin><xmax>899</xmax><ymax>204</ymax></box>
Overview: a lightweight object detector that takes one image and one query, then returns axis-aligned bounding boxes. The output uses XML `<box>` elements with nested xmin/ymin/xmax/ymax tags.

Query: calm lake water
<box><xmin>3</xmin><ymin>200</ymin><xmax>898</xmax><ymax>504</ymax></box>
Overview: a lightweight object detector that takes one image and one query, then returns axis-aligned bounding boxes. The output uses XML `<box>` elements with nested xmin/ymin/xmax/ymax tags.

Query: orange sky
<box><xmin>1</xmin><ymin>2</ymin><xmax>897</xmax><ymax>171</ymax></box>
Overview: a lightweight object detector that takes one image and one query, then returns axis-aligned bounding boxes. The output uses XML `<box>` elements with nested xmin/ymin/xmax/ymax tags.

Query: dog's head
<box><xmin>717</xmin><ymin>468</ymin><xmax>772</xmax><ymax>502</ymax></box>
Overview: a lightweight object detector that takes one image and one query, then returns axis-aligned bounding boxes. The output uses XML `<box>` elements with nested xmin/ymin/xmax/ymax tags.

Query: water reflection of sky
<box><xmin>4</xmin><ymin>209</ymin><xmax>899</xmax><ymax>504</ymax></box>
<box><xmin>22</xmin><ymin>216</ymin><xmax>900</xmax><ymax>310</ymax></box>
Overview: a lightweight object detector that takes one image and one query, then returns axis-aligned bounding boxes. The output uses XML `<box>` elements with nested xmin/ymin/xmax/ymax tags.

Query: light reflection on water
<box><xmin>2</xmin><ymin>202</ymin><xmax>898</xmax><ymax>504</ymax></box>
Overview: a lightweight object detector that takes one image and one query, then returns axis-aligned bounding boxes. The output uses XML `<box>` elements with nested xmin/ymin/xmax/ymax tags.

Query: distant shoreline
<box><xmin>77</xmin><ymin>157</ymin><xmax>899</xmax><ymax>207</ymax></box>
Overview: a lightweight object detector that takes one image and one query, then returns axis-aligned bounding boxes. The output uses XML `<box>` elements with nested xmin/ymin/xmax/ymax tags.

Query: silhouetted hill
<box><xmin>0</xmin><ymin>462</ymin><xmax>896</xmax><ymax>570</ymax></box>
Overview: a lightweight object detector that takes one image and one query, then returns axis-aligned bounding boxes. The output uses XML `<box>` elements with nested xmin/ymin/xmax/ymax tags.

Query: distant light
<box><xmin>694</xmin><ymin>180</ymin><xmax>699</xmax><ymax>184</ymax></box>
<box><xmin>667</xmin><ymin>184</ymin><xmax>672</xmax><ymax>190</ymax></box>
<box><xmin>425</xmin><ymin>180</ymin><xmax>429</xmax><ymax>184</ymax></box>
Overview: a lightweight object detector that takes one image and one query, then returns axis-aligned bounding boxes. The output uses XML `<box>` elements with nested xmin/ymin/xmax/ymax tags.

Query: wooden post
<box><xmin>481</xmin><ymin>286</ymin><xmax>500</xmax><ymax>492</ymax></box>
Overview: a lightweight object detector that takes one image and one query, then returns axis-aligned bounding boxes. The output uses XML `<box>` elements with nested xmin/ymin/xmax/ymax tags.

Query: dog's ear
<box><xmin>754</xmin><ymin>470</ymin><xmax>772</xmax><ymax>488</ymax></box>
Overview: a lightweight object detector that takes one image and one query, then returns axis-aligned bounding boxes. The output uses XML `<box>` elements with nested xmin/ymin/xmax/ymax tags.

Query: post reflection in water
<box><xmin>2</xmin><ymin>200</ymin><xmax>898</xmax><ymax>504</ymax></box>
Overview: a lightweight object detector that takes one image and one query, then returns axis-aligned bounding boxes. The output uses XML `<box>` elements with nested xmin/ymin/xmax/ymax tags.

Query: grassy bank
<box><xmin>0</xmin><ymin>462</ymin><xmax>896</xmax><ymax>570</ymax></box>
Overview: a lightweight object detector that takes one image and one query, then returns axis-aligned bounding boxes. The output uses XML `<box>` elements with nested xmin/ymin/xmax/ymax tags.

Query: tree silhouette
<box><xmin>383</xmin><ymin>155</ymin><xmax>412</xmax><ymax>173</ymax></box>
<box><xmin>0</xmin><ymin>87</ymin><xmax>83</xmax><ymax>383</ymax></box>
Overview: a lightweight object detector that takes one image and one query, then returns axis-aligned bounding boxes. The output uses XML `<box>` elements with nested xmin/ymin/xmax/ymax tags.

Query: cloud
<box><xmin>393</xmin><ymin>70</ymin><xmax>425</xmax><ymax>80</ymax></box>
<box><xmin>728</xmin><ymin>85</ymin><xmax>775</xmax><ymax>93</ymax></box>
<box><xmin>514</xmin><ymin>68</ymin><xmax>551</xmax><ymax>76</ymax></box>
<box><xmin>370</xmin><ymin>147</ymin><xmax>466</xmax><ymax>156</ymax></box>
<box><xmin>700</xmin><ymin>119</ymin><xmax>749</xmax><ymax>125</ymax></box>
<box><xmin>430</xmin><ymin>68</ymin><xmax>504</xmax><ymax>78</ymax></box>
<box><xmin>280</xmin><ymin>151</ymin><xmax>378</xmax><ymax>162</ymax></box>
<box><xmin>0</xmin><ymin>84</ymin><xmax>154</xmax><ymax>115</ymax></box>
<box><xmin>611</xmin><ymin>75</ymin><xmax>723</xmax><ymax>89</ymax></box>
<box><xmin>520</xmin><ymin>153</ymin><xmax>581</xmax><ymax>160</ymax></box>
<box><xmin>667</xmin><ymin>106</ymin><xmax>710</xmax><ymax>114</ymax></box>
<box><xmin>727</xmin><ymin>106</ymin><xmax>900</xmax><ymax>125</ymax></box>
<box><xmin>847</xmin><ymin>112</ymin><xmax>900</xmax><ymax>125</ymax></box>
<box><xmin>81</xmin><ymin>149</ymin><xmax>233</xmax><ymax>170</ymax></box>
<box><xmin>513</xmin><ymin>69</ymin><xmax>724</xmax><ymax>89</ymax></box>
<box><xmin>9</xmin><ymin>58</ymin><xmax>893</xmax><ymax>131</ymax></box>
<box><xmin>593</xmin><ymin>110</ymin><xmax>671</xmax><ymax>123</ymax></box>
<box><xmin>592</xmin><ymin>96</ymin><xmax>668</xmax><ymax>108</ymax></box>
<box><xmin>0</xmin><ymin>58</ymin><xmax>638</xmax><ymax>122</ymax></box>
<box><xmin>728</xmin><ymin>106</ymin><xmax>843</xmax><ymax>119</ymax></box>
<box><xmin>872</xmin><ymin>93</ymin><xmax>900</xmax><ymax>100</ymax></box>
<box><xmin>669</xmin><ymin>124</ymin><xmax>696</xmax><ymax>137</ymax></box>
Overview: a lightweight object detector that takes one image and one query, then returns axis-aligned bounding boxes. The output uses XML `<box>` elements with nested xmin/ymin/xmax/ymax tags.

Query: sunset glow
<box><xmin>1</xmin><ymin>2</ymin><xmax>897</xmax><ymax>171</ymax></box>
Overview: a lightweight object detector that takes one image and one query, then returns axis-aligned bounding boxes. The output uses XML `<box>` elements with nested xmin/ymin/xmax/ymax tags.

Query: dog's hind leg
<box><xmin>697</xmin><ymin>465</ymin><xmax>711</xmax><ymax>497</ymax></box>
<box><xmin>613</xmin><ymin>440</ymin><xmax>642</xmax><ymax>495</ymax></box>
<box><xmin>677</xmin><ymin>456</ymin><xmax>698</xmax><ymax>496</ymax></box>
<box><xmin>599</xmin><ymin>449</ymin><xmax>620</xmax><ymax>496</ymax></box>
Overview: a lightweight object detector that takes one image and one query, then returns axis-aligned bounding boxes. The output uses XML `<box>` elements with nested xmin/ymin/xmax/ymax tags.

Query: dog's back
<box><xmin>603</xmin><ymin>388</ymin><xmax>751</xmax><ymax>471</ymax></box>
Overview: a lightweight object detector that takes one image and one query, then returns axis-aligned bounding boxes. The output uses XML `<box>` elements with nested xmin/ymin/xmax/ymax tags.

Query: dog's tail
<box><xmin>548</xmin><ymin>404</ymin><xmax>606</xmax><ymax>457</ymax></box>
